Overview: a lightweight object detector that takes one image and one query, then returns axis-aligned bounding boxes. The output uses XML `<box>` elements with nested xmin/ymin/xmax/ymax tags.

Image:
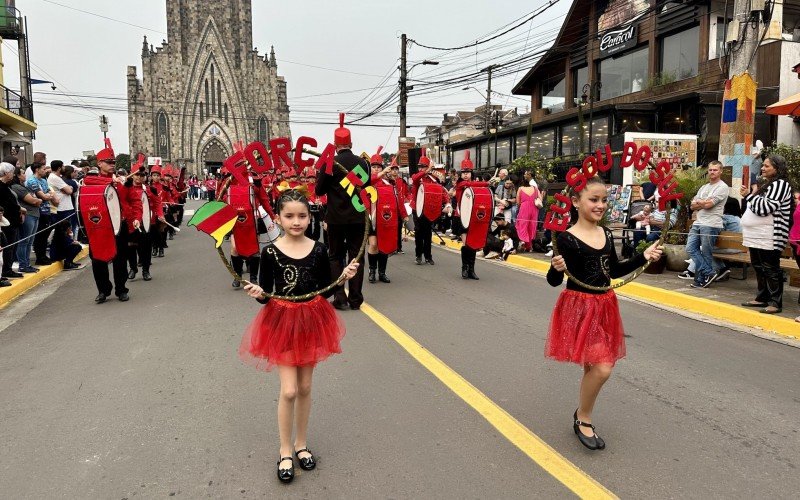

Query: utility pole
<box><xmin>720</xmin><ymin>0</ymin><xmax>768</xmax><ymax>197</ymax></box>
<box><xmin>399</xmin><ymin>33</ymin><xmax>407</xmax><ymax>139</ymax></box>
<box><xmin>728</xmin><ymin>0</ymin><xmax>760</xmax><ymax>78</ymax></box>
<box><xmin>99</xmin><ymin>115</ymin><xmax>109</xmax><ymax>139</ymax></box>
<box><xmin>484</xmin><ymin>65</ymin><xmax>495</xmax><ymax>170</ymax></box>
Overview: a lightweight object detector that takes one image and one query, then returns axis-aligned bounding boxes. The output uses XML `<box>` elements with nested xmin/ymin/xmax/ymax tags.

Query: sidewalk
<box><xmin>439</xmin><ymin>237</ymin><xmax>800</xmax><ymax>340</ymax></box>
<box><xmin>0</xmin><ymin>247</ymin><xmax>89</xmax><ymax>309</ymax></box>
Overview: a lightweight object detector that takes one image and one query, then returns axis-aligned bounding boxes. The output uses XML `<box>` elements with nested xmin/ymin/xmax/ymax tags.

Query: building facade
<box><xmin>447</xmin><ymin>0</ymin><xmax>800</xmax><ymax>183</ymax></box>
<box><xmin>127</xmin><ymin>0</ymin><xmax>290</xmax><ymax>174</ymax></box>
<box><xmin>0</xmin><ymin>1</ymin><xmax>36</xmax><ymax>164</ymax></box>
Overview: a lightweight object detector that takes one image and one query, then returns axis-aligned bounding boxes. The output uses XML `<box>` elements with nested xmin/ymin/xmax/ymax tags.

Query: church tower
<box><xmin>127</xmin><ymin>0</ymin><xmax>290</xmax><ymax>174</ymax></box>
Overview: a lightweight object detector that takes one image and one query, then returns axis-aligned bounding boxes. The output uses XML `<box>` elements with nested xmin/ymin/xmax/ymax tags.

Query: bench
<box><xmin>712</xmin><ymin>231</ymin><xmax>799</xmax><ymax>281</ymax></box>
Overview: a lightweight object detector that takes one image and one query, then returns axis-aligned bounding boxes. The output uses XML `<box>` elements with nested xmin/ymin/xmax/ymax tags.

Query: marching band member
<box><xmin>127</xmin><ymin>167</ymin><xmax>165</xmax><ymax>281</ymax></box>
<box><xmin>79</xmin><ymin>140</ymin><xmax>142</xmax><ymax>303</ymax></box>
<box><xmin>411</xmin><ymin>149</ymin><xmax>451</xmax><ymax>265</ymax></box>
<box><xmin>366</xmin><ymin>147</ymin><xmax>393</xmax><ymax>283</ymax></box>
<box><xmin>388</xmin><ymin>156</ymin><xmax>410</xmax><ymax>254</ymax></box>
<box><xmin>454</xmin><ymin>152</ymin><xmax>491</xmax><ymax>280</ymax></box>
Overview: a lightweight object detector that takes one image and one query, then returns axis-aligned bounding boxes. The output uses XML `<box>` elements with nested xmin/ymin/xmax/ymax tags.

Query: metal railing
<box><xmin>0</xmin><ymin>83</ymin><xmax>33</xmax><ymax>121</ymax></box>
<box><xmin>0</xmin><ymin>6</ymin><xmax>21</xmax><ymax>38</ymax></box>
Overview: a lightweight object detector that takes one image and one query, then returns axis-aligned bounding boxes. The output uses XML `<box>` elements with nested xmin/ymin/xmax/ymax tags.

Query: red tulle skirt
<box><xmin>545</xmin><ymin>289</ymin><xmax>626</xmax><ymax>365</ymax></box>
<box><xmin>239</xmin><ymin>295</ymin><xmax>345</xmax><ymax>371</ymax></box>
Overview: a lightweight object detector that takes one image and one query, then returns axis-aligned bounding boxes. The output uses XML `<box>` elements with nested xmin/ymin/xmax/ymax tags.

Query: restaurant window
<box><xmin>495</xmin><ymin>138</ymin><xmax>511</xmax><ymax>167</ymax></box>
<box><xmin>561</xmin><ymin>118</ymin><xmax>609</xmax><ymax>156</ymax></box>
<box><xmin>598</xmin><ymin>46</ymin><xmax>648</xmax><ymax>100</ymax></box>
<box><xmin>561</xmin><ymin>122</ymin><xmax>582</xmax><ymax>157</ymax></box>
<box><xmin>661</xmin><ymin>26</ymin><xmax>699</xmax><ymax>81</ymax></box>
<box><xmin>516</xmin><ymin>129</ymin><xmax>555</xmax><ymax>158</ymax></box>
<box><xmin>479</xmin><ymin>143</ymin><xmax>489</xmax><ymax>169</ymax></box>
<box><xmin>572</xmin><ymin>66</ymin><xmax>589</xmax><ymax>105</ymax></box>
<box><xmin>540</xmin><ymin>74</ymin><xmax>566</xmax><ymax>112</ymax></box>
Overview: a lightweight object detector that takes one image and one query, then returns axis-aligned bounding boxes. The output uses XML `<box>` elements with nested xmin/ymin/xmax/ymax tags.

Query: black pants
<box><xmin>128</xmin><ymin>229</ymin><xmax>152</xmax><ymax>272</ymax></box>
<box><xmin>414</xmin><ymin>214</ymin><xmax>433</xmax><ymax>259</ymax></box>
<box><xmin>33</xmin><ymin>212</ymin><xmax>53</xmax><ymax>262</ymax></box>
<box><xmin>461</xmin><ymin>246</ymin><xmax>476</xmax><ymax>267</ymax></box>
<box><xmin>397</xmin><ymin>219</ymin><xmax>404</xmax><ymax>251</ymax></box>
<box><xmin>1</xmin><ymin>226</ymin><xmax>17</xmax><ymax>273</ymax></box>
<box><xmin>91</xmin><ymin>223</ymin><xmax>129</xmax><ymax>297</ymax></box>
<box><xmin>484</xmin><ymin>234</ymin><xmax>504</xmax><ymax>254</ymax></box>
<box><xmin>749</xmin><ymin>247</ymin><xmax>783</xmax><ymax>308</ymax></box>
<box><xmin>327</xmin><ymin>222</ymin><xmax>366</xmax><ymax>307</ymax></box>
<box><xmin>306</xmin><ymin>211</ymin><xmax>322</xmax><ymax>241</ymax></box>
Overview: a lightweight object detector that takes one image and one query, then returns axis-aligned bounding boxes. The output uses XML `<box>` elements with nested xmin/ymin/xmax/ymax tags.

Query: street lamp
<box><xmin>581</xmin><ymin>81</ymin><xmax>602</xmax><ymax>154</ymax></box>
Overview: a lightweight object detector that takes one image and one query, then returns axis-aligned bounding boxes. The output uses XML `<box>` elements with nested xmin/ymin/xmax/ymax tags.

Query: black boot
<box><xmin>157</xmin><ymin>248</ymin><xmax>164</xmax><ymax>258</ymax></box>
<box><xmin>368</xmin><ymin>268</ymin><xmax>377</xmax><ymax>283</ymax></box>
<box><xmin>152</xmin><ymin>247</ymin><xmax>158</xmax><ymax>257</ymax></box>
<box><xmin>377</xmin><ymin>253</ymin><xmax>389</xmax><ymax>283</ymax></box>
<box><xmin>378</xmin><ymin>273</ymin><xmax>391</xmax><ymax>283</ymax></box>
<box><xmin>462</xmin><ymin>265</ymin><xmax>469</xmax><ymax>279</ymax></box>
<box><xmin>467</xmin><ymin>264</ymin><xmax>479</xmax><ymax>280</ymax></box>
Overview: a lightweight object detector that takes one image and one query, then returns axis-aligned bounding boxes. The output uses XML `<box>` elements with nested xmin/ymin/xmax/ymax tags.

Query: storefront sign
<box><xmin>598</xmin><ymin>0</ymin><xmax>649</xmax><ymax>32</ymax></box>
<box><xmin>599</xmin><ymin>24</ymin><xmax>638</xmax><ymax>57</ymax></box>
<box><xmin>397</xmin><ymin>137</ymin><xmax>415</xmax><ymax>167</ymax></box>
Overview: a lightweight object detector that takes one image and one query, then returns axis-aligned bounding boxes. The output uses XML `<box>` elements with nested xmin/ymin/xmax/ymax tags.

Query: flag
<box><xmin>187</xmin><ymin>201</ymin><xmax>237</xmax><ymax>248</ymax></box>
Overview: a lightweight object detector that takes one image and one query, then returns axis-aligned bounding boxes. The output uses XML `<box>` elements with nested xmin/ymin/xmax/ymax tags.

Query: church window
<box><xmin>217</xmin><ymin>80</ymin><xmax>222</xmax><ymax>117</ymax></box>
<box><xmin>204</xmin><ymin>80</ymin><xmax>210</xmax><ymax>119</ymax></box>
<box><xmin>155</xmin><ymin>110</ymin><xmax>170</xmax><ymax>159</ymax></box>
<box><xmin>257</xmin><ymin>116</ymin><xmax>269</xmax><ymax>143</ymax></box>
<box><xmin>199</xmin><ymin>102</ymin><xmax>204</xmax><ymax>122</ymax></box>
<box><xmin>224</xmin><ymin>103</ymin><xmax>229</xmax><ymax>125</ymax></box>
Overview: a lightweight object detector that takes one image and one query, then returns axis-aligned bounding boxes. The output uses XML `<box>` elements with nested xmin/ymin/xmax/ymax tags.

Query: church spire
<box><xmin>142</xmin><ymin>35</ymin><xmax>149</xmax><ymax>58</ymax></box>
<box><xmin>269</xmin><ymin>45</ymin><xmax>277</xmax><ymax>68</ymax></box>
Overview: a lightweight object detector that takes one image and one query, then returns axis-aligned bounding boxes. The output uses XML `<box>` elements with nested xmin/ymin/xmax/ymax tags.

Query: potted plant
<box><xmin>637</xmin><ymin>239</ymin><xmax>666</xmax><ymax>274</ymax></box>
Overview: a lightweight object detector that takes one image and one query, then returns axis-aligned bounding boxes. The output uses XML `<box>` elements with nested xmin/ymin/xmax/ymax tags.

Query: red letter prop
<box><xmin>224</xmin><ymin>151</ymin><xmax>249</xmax><ymax>185</ymax></box>
<box><xmin>269</xmin><ymin>137</ymin><xmax>294</xmax><ymax>171</ymax></box>
<box><xmin>314</xmin><ymin>143</ymin><xmax>335</xmax><ymax>175</ymax></box>
<box><xmin>345</xmin><ymin>164</ymin><xmax>369</xmax><ymax>188</ymax></box>
<box><xmin>543</xmin><ymin>192</ymin><xmax>572</xmax><ymax>232</ymax></box>
<box><xmin>634</xmin><ymin>145</ymin><xmax>652</xmax><ymax>171</ymax></box>
<box><xmin>595</xmin><ymin>144</ymin><xmax>613</xmax><ymax>172</ymax></box>
<box><xmin>244</xmin><ymin>141</ymin><xmax>273</xmax><ymax>174</ymax></box>
<box><xmin>650</xmin><ymin>160</ymin><xmax>683</xmax><ymax>210</ymax></box>
<box><xmin>620</xmin><ymin>142</ymin><xmax>637</xmax><ymax>169</ymax></box>
<box><xmin>359</xmin><ymin>185</ymin><xmax>378</xmax><ymax>212</ymax></box>
<box><xmin>582</xmin><ymin>155</ymin><xmax>599</xmax><ymax>178</ymax></box>
<box><xmin>566</xmin><ymin>167</ymin><xmax>587</xmax><ymax>192</ymax></box>
<box><xmin>294</xmin><ymin>136</ymin><xmax>317</xmax><ymax>169</ymax></box>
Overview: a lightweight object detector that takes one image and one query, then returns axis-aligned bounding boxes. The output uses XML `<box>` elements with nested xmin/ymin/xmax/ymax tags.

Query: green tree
<box><xmin>762</xmin><ymin>143</ymin><xmax>800</xmax><ymax>191</ymax></box>
<box><xmin>115</xmin><ymin>153</ymin><xmax>131</xmax><ymax>173</ymax></box>
<box><xmin>509</xmin><ymin>151</ymin><xmax>555</xmax><ymax>185</ymax></box>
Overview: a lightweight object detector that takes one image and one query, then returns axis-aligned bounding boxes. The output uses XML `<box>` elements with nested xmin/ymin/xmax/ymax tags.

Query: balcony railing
<box><xmin>1</xmin><ymin>83</ymin><xmax>33</xmax><ymax>122</ymax></box>
<box><xmin>0</xmin><ymin>6</ymin><xmax>21</xmax><ymax>39</ymax></box>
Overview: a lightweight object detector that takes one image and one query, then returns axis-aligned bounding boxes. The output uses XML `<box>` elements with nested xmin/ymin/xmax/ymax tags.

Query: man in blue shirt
<box><xmin>25</xmin><ymin>162</ymin><xmax>56</xmax><ymax>265</ymax></box>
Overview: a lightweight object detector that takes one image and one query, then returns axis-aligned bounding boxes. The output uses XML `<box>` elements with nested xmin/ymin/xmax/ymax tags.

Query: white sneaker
<box><xmin>485</xmin><ymin>251</ymin><xmax>500</xmax><ymax>260</ymax></box>
<box><xmin>544</xmin><ymin>250</ymin><xmax>553</xmax><ymax>257</ymax></box>
<box><xmin>476</xmin><ymin>250</ymin><xmax>484</xmax><ymax>258</ymax></box>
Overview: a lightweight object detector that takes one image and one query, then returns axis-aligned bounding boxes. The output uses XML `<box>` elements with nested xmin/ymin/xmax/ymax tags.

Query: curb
<box><xmin>0</xmin><ymin>247</ymin><xmax>90</xmax><ymax>309</ymax></box>
<box><xmin>439</xmin><ymin>238</ymin><xmax>800</xmax><ymax>341</ymax></box>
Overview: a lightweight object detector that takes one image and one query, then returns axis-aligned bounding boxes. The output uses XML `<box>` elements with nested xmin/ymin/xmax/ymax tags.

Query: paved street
<box><xmin>1</xmin><ymin>208</ymin><xmax>799</xmax><ymax>499</ymax></box>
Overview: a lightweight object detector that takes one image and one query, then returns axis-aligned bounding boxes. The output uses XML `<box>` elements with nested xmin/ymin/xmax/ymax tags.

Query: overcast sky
<box><xmin>6</xmin><ymin>0</ymin><xmax>570</xmax><ymax>160</ymax></box>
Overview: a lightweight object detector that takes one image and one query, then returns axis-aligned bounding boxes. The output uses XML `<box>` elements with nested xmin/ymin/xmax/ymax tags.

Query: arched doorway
<box><xmin>201</xmin><ymin>139</ymin><xmax>227</xmax><ymax>174</ymax></box>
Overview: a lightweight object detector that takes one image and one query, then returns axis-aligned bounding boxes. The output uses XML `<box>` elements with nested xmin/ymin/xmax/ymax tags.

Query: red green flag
<box><xmin>188</xmin><ymin>201</ymin><xmax>238</xmax><ymax>247</ymax></box>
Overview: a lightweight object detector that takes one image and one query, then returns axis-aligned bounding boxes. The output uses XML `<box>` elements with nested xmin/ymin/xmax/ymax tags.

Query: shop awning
<box><xmin>766</xmin><ymin>92</ymin><xmax>800</xmax><ymax>117</ymax></box>
<box><xmin>0</xmin><ymin>127</ymin><xmax>30</xmax><ymax>144</ymax></box>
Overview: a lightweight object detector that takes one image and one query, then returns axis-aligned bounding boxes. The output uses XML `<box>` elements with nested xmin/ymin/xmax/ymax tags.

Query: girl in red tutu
<box><xmin>546</xmin><ymin>175</ymin><xmax>662</xmax><ymax>450</ymax></box>
<box><xmin>241</xmin><ymin>189</ymin><xmax>359</xmax><ymax>483</ymax></box>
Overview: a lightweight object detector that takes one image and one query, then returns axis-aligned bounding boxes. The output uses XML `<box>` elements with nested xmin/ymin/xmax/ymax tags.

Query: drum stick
<box><xmin>163</xmin><ymin>220</ymin><xmax>181</xmax><ymax>232</ymax></box>
<box><xmin>432</xmin><ymin>227</ymin><xmax>447</xmax><ymax>245</ymax></box>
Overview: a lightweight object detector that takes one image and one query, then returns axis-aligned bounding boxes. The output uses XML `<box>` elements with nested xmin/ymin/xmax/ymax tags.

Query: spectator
<box><xmin>516</xmin><ymin>178</ymin><xmax>543</xmax><ymax>251</ymax></box>
<box><xmin>24</xmin><ymin>151</ymin><xmax>46</xmax><ymax>180</ymax></box>
<box><xmin>632</xmin><ymin>200</ymin><xmax>676</xmax><ymax>248</ymax></box>
<box><xmin>49</xmin><ymin>218</ymin><xmax>83</xmax><ymax>270</ymax></box>
<box><xmin>789</xmin><ymin>190</ymin><xmax>799</xmax><ymax>323</ymax></box>
<box><xmin>25</xmin><ymin>163</ymin><xmax>56</xmax><ymax>265</ymax></box>
<box><xmin>62</xmin><ymin>165</ymin><xmax>81</xmax><ymax>237</ymax></box>
<box><xmin>0</xmin><ymin>161</ymin><xmax>23</xmax><ymax>279</ymax></box>
<box><xmin>482</xmin><ymin>214</ymin><xmax>519</xmax><ymax>259</ymax></box>
<box><xmin>739</xmin><ymin>154</ymin><xmax>793</xmax><ymax>314</ymax></box>
<box><xmin>686</xmin><ymin>160</ymin><xmax>729</xmax><ymax>288</ymax></box>
<box><xmin>48</xmin><ymin>160</ymin><xmax>75</xmax><ymax>228</ymax></box>
<box><xmin>0</xmin><ymin>206</ymin><xmax>11</xmax><ymax>286</ymax></box>
<box><xmin>500</xmin><ymin>229</ymin><xmax>515</xmax><ymax>260</ymax></box>
<box><xmin>10</xmin><ymin>166</ymin><xmax>42</xmax><ymax>273</ymax></box>
<box><xmin>494</xmin><ymin>177</ymin><xmax>517</xmax><ymax>223</ymax></box>
<box><xmin>631</xmin><ymin>203</ymin><xmax>653</xmax><ymax>233</ymax></box>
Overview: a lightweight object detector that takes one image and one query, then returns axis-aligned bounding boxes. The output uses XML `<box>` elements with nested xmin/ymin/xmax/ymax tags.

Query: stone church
<box><xmin>126</xmin><ymin>0</ymin><xmax>290</xmax><ymax>174</ymax></box>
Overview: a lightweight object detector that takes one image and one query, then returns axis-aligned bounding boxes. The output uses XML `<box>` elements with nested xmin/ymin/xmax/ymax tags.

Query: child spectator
<box><xmin>500</xmin><ymin>229</ymin><xmax>515</xmax><ymax>260</ymax></box>
<box><xmin>631</xmin><ymin>203</ymin><xmax>653</xmax><ymax>234</ymax></box>
<box><xmin>49</xmin><ymin>219</ymin><xmax>83</xmax><ymax>270</ymax></box>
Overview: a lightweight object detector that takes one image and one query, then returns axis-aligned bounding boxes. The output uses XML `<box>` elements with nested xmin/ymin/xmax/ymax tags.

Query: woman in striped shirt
<box><xmin>739</xmin><ymin>154</ymin><xmax>794</xmax><ymax>314</ymax></box>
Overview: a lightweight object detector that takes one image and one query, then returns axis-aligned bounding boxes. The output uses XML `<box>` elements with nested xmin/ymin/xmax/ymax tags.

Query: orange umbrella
<box><xmin>766</xmin><ymin>92</ymin><xmax>800</xmax><ymax>117</ymax></box>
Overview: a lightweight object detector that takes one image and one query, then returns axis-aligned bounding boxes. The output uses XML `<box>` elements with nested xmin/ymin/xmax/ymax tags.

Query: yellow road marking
<box><xmin>360</xmin><ymin>303</ymin><xmax>618</xmax><ymax>500</ymax></box>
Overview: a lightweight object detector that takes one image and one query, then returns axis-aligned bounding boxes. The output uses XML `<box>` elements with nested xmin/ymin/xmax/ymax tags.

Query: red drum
<box><xmin>460</xmin><ymin>183</ymin><xmax>493</xmax><ymax>250</ymax></box>
<box><xmin>415</xmin><ymin>182</ymin><xmax>446</xmax><ymax>222</ymax></box>
<box><xmin>228</xmin><ymin>184</ymin><xmax>259</xmax><ymax>257</ymax></box>
<box><xmin>141</xmin><ymin>191</ymin><xmax>151</xmax><ymax>232</ymax></box>
<box><xmin>371</xmin><ymin>184</ymin><xmax>399</xmax><ymax>254</ymax></box>
<box><xmin>78</xmin><ymin>184</ymin><xmax>121</xmax><ymax>262</ymax></box>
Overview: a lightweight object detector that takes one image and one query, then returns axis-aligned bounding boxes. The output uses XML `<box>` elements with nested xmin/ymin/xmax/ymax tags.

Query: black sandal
<box><xmin>277</xmin><ymin>456</ymin><xmax>294</xmax><ymax>483</ymax></box>
<box><xmin>295</xmin><ymin>448</ymin><xmax>316</xmax><ymax>471</ymax></box>
<box><xmin>573</xmin><ymin>410</ymin><xmax>605</xmax><ymax>450</ymax></box>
